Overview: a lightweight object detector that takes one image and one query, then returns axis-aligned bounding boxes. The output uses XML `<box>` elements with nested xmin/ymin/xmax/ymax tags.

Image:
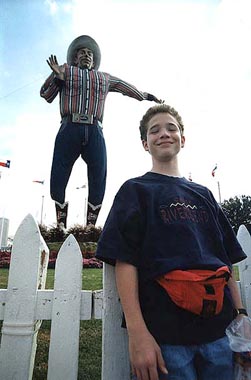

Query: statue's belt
<box><xmin>63</xmin><ymin>113</ymin><xmax>102</xmax><ymax>126</ymax></box>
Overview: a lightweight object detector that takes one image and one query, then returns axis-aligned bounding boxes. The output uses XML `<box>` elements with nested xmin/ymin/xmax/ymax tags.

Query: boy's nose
<box><xmin>160</xmin><ymin>128</ymin><xmax>170</xmax><ymax>137</ymax></box>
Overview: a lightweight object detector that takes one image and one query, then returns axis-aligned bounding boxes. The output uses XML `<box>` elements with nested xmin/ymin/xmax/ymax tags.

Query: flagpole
<box><xmin>217</xmin><ymin>181</ymin><xmax>222</xmax><ymax>204</ymax></box>
<box><xmin>32</xmin><ymin>180</ymin><xmax>45</xmax><ymax>225</ymax></box>
<box><xmin>76</xmin><ymin>184</ymin><xmax>87</xmax><ymax>224</ymax></box>
<box><xmin>211</xmin><ymin>163</ymin><xmax>221</xmax><ymax>204</ymax></box>
<box><xmin>40</xmin><ymin>195</ymin><xmax>44</xmax><ymax>225</ymax></box>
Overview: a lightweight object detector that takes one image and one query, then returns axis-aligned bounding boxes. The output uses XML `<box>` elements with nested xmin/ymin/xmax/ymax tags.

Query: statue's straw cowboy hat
<box><xmin>66</xmin><ymin>35</ymin><xmax>101</xmax><ymax>69</ymax></box>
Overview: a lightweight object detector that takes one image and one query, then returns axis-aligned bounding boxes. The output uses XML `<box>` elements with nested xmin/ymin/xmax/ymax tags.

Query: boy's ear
<box><xmin>181</xmin><ymin>135</ymin><xmax>185</xmax><ymax>148</ymax></box>
<box><xmin>142</xmin><ymin>140</ymin><xmax>149</xmax><ymax>151</ymax></box>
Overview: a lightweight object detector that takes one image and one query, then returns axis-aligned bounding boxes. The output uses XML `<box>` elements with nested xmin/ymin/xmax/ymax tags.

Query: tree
<box><xmin>221</xmin><ymin>195</ymin><xmax>251</xmax><ymax>233</ymax></box>
<box><xmin>38</xmin><ymin>223</ymin><xmax>102</xmax><ymax>243</ymax></box>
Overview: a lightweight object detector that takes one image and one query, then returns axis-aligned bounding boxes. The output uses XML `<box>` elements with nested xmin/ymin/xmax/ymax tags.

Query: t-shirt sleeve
<box><xmin>95</xmin><ymin>183</ymin><xmax>143</xmax><ymax>266</ymax></box>
<box><xmin>208</xmin><ymin>191</ymin><xmax>247</xmax><ymax>264</ymax></box>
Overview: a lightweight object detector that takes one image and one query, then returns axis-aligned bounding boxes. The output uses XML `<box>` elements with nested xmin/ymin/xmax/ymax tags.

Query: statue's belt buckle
<box><xmin>72</xmin><ymin>113</ymin><xmax>93</xmax><ymax>124</ymax></box>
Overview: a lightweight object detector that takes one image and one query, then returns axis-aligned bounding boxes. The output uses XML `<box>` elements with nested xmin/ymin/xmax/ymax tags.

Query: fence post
<box><xmin>0</xmin><ymin>214</ymin><xmax>49</xmax><ymax>380</ymax></box>
<box><xmin>237</xmin><ymin>224</ymin><xmax>251</xmax><ymax>316</ymax></box>
<box><xmin>102</xmin><ymin>263</ymin><xmax>131</xmax><ymax>380</ymax></box>
<box><xmin>47</xmin><ymin>234</ymin><xmax>82</xmax><ymax>380</ymax></box>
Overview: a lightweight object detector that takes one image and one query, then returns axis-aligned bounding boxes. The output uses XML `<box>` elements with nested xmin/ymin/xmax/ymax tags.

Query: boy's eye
<box><xmin>150</xmin><ymin>127</ymin><xmax>159</xmax><ymax>134</ymax></box>
<box><xmin>168</xmin><ymin>124</ymin><xmax>179</xmax><ymax>131</ymax></box>
<box><xmin>166</xmin><ymin>123</ymin><xmax>179</xmax><ymax>132</ymax></box>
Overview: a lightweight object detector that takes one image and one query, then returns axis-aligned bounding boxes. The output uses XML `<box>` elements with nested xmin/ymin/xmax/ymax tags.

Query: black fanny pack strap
<box><xmin>202</xmin><ymin>299</ymin><xmax>217</xmax><ymax>317</ymax></box>
<box><xmin>207</xmin><ymin>271</ymin><xmax>230</xmax><ymax>281</ymax></box>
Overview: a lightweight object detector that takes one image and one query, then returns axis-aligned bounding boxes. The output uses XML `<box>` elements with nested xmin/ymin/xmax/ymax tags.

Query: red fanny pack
<box><xmin>156</xmin><ymin>266</ymin><xmax>230</xmax><ymax>317</ymax></box>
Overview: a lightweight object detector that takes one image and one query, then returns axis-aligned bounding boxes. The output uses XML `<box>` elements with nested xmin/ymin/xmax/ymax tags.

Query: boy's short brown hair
<box><xmin>139</xmin><ymin>104</ymin><xmax>184</xmax><ymax>141</ymax></box>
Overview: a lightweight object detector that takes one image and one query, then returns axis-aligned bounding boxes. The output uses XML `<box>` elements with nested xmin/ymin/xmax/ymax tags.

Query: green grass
<box><xmin>0</xmin><ymin>268</ymin><xmax>103</xmax><ymax>290</ymax></box>
<box><xmin>233</xmin><ymin>265</ymin><xmax>240</xmax><ymax>281</ymax></box>
<box><xmin>0</xmin><ymin>268</ymin><xmax>8</xmax><ymax>288</ymax></box>
<box><xmin>33</xmin><ymin>319</ymin><xmax>102</xmax><ymax>380</ymax></box>
<box><xmin>45</xmin><ymin>268</ymin><xmax>103</xmax><ymax>290</ymax></box>
<box><xmin>0</xmin><ymin>268</ymin><xmax>103</xmax><ymax>380</ymax></box>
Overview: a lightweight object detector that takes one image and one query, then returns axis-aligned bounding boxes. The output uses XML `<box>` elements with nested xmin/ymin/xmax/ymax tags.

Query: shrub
<box><xmin>0</xmin><ymin>250</ymin><xmax>11</xmax><ymax>268</ymax></box>
<box><xmin>38</xmin><ymin>224</ymin><xmax>102</xmax><ymax>244</ymax></box>
<box><xmin>46</xmin><ymin>225</ymin><xmax>66</xmax><ymax>242</ymax></box>
<box><xmin>2</xmin><ymin>224</ymin><xmax>103</xmax><ymax>269</ymax></box>
<box><xmin>38</xmin><ymin>224</ymin><xmax>50</xmax><ymax>241</ymax></box>
<box><xmin>80</xmin><ymin>242</ymin><xmax>97</xmax><ymax>258</ymax></box>
<box><xmin>67</xmin><ymin>224</ymin><xmax>102</xmax><ymax>243</ymax></box>
<box><xmin>46</xmin><ymin>246</ymin><xmax>102</xmax><ymax>269</ymax></box>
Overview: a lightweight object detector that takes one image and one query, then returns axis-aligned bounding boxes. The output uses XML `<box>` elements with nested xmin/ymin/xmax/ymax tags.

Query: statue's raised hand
<box><xmin>46</xmin><ymin>55</ymin><xmax>65</xmax><ymax>80</ymax></box>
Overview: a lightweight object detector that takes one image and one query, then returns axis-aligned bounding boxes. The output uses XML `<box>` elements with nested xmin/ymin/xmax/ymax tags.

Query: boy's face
<box><xmin>74</xmin><ymin>47</ymin><xmax>94</xmax><ymax>69</ymax></box>
<box><xmin>142</xmin><ymin>112</ymin><xmax>185</xmax><ymax>162</ymax></box>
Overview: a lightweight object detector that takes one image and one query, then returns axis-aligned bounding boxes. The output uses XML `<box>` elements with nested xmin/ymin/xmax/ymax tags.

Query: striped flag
<box><xmin>211</xmin><ymin>164</ymin><xmax>218</xmax><ymax>177</ymax></box>
<box><xmin>33</xmin><ymin>180</ymin><xmax>44</xmax><ymax>184</ymax></box>
<box><xmin>0</xmin><ymin>160</ymin><xmax>10</xmax><ymax>168</ymax></box>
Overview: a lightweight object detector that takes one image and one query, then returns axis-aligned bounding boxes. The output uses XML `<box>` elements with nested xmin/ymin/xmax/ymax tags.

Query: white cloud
<box><xmin>45</xmin><ymin>0</ymin><xmax>59</xmax><ymax>15</ymax></box>
<box><xmin>44</xmin><ymin>0</ymin><xmax>74</xmax><ymax>15</ymax></box>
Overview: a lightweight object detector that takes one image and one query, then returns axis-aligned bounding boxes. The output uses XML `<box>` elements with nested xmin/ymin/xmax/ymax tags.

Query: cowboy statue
<box><xmin>40</xmin><ymin>35</ymin><xmax>162</xmax><ymax>229</ymax></box>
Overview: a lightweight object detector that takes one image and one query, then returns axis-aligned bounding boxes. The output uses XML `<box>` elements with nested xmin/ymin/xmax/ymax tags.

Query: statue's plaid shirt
<box><xmin>40</xmin><ymin>64</ymin><xmax>149</xmax><ymax>122</ymax></box>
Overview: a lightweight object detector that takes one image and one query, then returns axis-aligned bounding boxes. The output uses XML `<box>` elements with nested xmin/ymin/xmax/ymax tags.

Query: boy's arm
<box><xmin>228</xmin><ymin>271</ymin><xmax>248</xmax><ymax>316</ymax></box>
<box><xmin>115</xmin><ymin>260</ymin><xmax>168</xmax><ymax>380</ymax></box>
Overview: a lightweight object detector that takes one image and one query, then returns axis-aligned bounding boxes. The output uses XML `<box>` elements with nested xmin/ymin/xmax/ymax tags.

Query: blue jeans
<box><xmin>50</xmin><ymin>119</ymin><xmax>107</xmax><ymax>207</ymax></box>
<box><xmin>159</xmin><ymin>336</ymin><xmax>234</xmax><ymax>380</ymax></box>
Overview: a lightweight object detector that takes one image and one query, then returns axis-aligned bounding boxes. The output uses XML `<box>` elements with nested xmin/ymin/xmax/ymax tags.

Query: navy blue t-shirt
<box><xmin>96</xmin><ymin>172</ymin><xmax>247</xmax><ymax>344</ymax></box>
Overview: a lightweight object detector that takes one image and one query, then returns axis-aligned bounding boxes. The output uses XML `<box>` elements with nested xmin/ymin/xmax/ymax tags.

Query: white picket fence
<box><xmin>0</xmin><ymin>214</ymin><xmax>250</xmax><ymax>380</ymax></box>
<box><xmin>236</xmin><ymin>224</ymin><xmax>251</xmax><ymax>317</ymax></box>
<box><xmin>0</xmin><ymin>214</ymin><xmax>130</xmax><ymax>380</ymax></box>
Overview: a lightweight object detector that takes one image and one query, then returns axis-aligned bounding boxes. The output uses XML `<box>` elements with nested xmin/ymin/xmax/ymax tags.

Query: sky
<box><xmin>1</xmin><ymin>0</ymin><xmax>251</xmax><ymax>237</ymax></box>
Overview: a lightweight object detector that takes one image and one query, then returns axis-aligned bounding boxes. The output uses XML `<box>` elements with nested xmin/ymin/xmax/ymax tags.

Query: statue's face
<box><xmin>74</xmin><ymin>47</ymin><xmax>94</xmax><ymax>69</ymax></box>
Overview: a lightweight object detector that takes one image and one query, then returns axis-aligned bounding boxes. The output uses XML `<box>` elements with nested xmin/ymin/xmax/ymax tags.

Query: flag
<box><xmin>212</xmin><ymin>164</ymin><xmax>218</xmax><ymax>177</ymax></box>
<box><xmin>188</xmin><ymin>172</ymin><xmax>193</xmax><ymax>182</ymax></box>
<box><xmin>33</xmin><ymin>180</ymin><xmax>44</xmax><ymax>184</ymax></box>
<box><xmin>0</xmin><ymin>160</ymin><xmax>10</xmax><ymax>168</ymax></box>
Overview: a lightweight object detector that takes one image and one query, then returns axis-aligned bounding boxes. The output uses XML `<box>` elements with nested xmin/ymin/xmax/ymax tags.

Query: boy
<box><xmin>96</xmin><ymin>104</ymin><xmax>247</xmax><ymax>380</ymax></box>
<box><xmin>40</xmin><ymin>35</ymin><xmax>162</xmax><ymax>229</ymax></box>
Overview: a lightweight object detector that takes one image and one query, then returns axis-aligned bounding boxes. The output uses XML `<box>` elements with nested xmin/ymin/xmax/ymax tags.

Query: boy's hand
<box><xmin>46</xmin><ymin>55</ymin><xmax>65</xmax><ymax>80</ymax></box>
<box><xmin>129</xmin><ymin>329</ymin><xmax>168</xmax><ymax>380</ymax></box>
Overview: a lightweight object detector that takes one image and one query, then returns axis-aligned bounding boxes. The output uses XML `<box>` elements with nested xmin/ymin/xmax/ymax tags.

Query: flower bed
<box><xmin>0</xmin><ymin>249</ymin><xmax>102</xmax><ymax>269</ymax></box>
